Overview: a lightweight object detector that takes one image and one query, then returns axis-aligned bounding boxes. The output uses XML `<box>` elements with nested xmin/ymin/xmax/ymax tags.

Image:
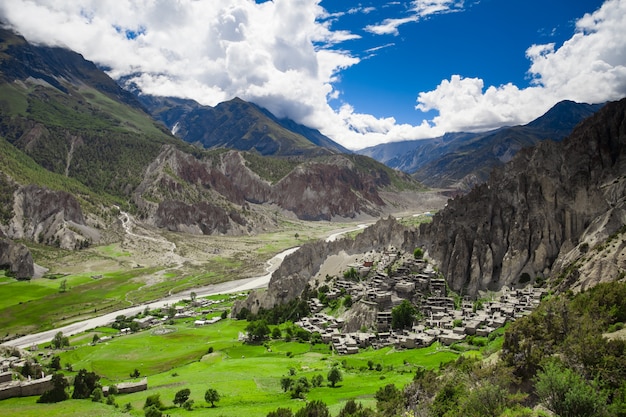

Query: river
<box><xmin>3</xmin><ymin>222</ymin><xmax>368</xmax><ymax>350</ymax></box>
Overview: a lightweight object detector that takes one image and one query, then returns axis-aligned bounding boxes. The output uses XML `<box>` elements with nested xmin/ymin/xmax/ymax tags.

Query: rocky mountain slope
<box><xmin>133</xmin><ymin>145</ymin><xmax>426</xmax><ymax>230</ymax></box>
<box><xmin>417</xmin><ymin>97</ymin><xmax>625</xmax><ymax>296</ymax></box>
<box><xmin>236</xmin><ymin>98</ymin><xmax>626</xmax><ymax>313</ymax></box>
<box><xmin>136</xmin><ymin>94</ymin><xmax>351</xmax><ymax>156</ymax></box>
<box><xmin>359</xmin><ymin>101</ymin><xmax>603</xmax><ymax>190</ymax></box>
<box><xmin>0</xmin><ymin>27</ymin><xmax>429</xmax><ymax>277</ymax></box>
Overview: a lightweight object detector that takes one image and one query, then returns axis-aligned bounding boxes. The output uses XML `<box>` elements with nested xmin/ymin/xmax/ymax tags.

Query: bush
<box><xmin>144</xmin><ymin>393</ymin><xmax>163</xmax><ymax>410</ymax></box>
<box><xmin>91</xmin><ymin>387</ymin><xmax>104</xmax><ymax>402</ymax></box>
<box><xmin>535</xmin><ymin>360</ymin><xmax>607</xmax><ymax>417</ymax></box>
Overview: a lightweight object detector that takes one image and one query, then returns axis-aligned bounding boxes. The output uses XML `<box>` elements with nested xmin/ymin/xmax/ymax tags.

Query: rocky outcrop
<box><xmin>0</xmin><ymin>235</ymin><xmax>34</xmax><ymax>279</ymax></box>
<box><xmin>6</xmin><ymin>185</ymin><xmax>98</xmax><ymax>250</ymax></box>
<box><xmin>155</xmin><ymin>200</ymin><xmax>246</xmax><ymax>235</ymax></box>
<box><xmin>269</xmin><ymin>157</ymin><xmax>386</xmax><ymax>220</ymax></box>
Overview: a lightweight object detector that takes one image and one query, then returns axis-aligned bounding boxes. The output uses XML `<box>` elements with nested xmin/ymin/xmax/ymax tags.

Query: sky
<box><xmin>1</xmin><ymin>0</ymin><xmax>625</xmax><ymax>150</ymax></box>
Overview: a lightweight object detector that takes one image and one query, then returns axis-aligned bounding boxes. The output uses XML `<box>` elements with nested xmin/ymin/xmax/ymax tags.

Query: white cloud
<box><xmin>365</xmin><ymin>16</ymin><xmax>419</xmax><ymax>36</ymax></box>
<box><xmin>415</xmin><ymin>0</ymin><xmax>626</xmax><ymax>135</ymax></box>
<box><xmin>365</xmin><ymin>0</ymin><xmax>463</xmax><ymax>35</ymax></box>
<box><xmin>0</xmin><ymin>0</ymin><xmax>625</xmax><ymax>152</ymax></box>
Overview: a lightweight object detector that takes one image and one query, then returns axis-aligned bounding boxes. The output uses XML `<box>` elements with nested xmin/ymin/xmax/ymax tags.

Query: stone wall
<box><xmin>0</xmin><ymin>375</ymin><xmax>53</xmax><ymax>400</ymax></box>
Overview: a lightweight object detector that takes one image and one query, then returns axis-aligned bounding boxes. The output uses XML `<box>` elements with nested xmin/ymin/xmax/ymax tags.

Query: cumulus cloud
<box><xmin>415</xmin><ymin>0</ymin><xmax>626</xmax><ymax>135</ymax></box>
<box><xmin>0</xmin><ymin>0</ymin><xmax>625</xmax><ymax>151</ymax></box>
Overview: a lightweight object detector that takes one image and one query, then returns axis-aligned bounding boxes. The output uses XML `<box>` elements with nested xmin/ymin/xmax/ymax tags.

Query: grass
<box><xmin>0</xmin><ymin>285</ymin><xmax>509</xmax><ymax>417</ymax></box>
<box><xmin>0</xmin><ymin>268</ymin><xmax>163</xmax><ymax>338</ymax></box>
<box><xmin>0</xmin><ymin>306</ymin><xmax>476</xmax><ymax>417</ymax></box>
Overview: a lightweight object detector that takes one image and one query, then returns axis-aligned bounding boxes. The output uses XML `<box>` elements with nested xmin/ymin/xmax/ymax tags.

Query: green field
<box><xmin>0</xmin><ymin>304</ymin><xmax>471</xmax><ymax>417</ymax></box>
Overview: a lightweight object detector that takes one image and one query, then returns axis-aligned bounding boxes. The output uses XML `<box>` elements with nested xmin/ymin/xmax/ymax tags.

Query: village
<box><xmin>0</xmin><ymin>246</ymin><xmax>546</xmax><ymax>400</ymax></box>
<box><xmin>297</xmin><ymin>247</ymin><xmax>546</xmax><ymax>355</ymax></box>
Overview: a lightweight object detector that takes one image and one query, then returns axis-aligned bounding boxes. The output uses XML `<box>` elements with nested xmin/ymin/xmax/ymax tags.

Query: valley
<box><xmin>0</xmin><ymin>21</ymin><xmax>625</xmax><ymax>417</ymax></box>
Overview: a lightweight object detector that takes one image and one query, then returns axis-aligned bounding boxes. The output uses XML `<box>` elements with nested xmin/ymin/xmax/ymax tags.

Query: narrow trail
<box><xmin>116</xmin><ymin>206</ymin><xmax>185</xmax><ymax>269</ymax></box>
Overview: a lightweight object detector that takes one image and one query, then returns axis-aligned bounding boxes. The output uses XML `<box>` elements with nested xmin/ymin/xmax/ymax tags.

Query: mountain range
<box><xmin>134</xmin><ymin>92</ymin><xmax>352</xmax><ymax>156</ymax></box>
<box><xmin>358</xmin><ymin>100</ymin><xmax>604</xmax><ymax>190</ymax></box>
<box><xmin>0</xmin><ymin>24</ymin><xmax>624</xmax><ymax>306</ymax></box>
<box><xmin>0</xmin><ymin>27</ymin><xmax>427</xmax><ymax>278</ymax></box>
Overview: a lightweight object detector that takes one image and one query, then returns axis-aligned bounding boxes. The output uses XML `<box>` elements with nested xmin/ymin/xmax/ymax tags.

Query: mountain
<box><xmin>0</xmin><ymin>27</ymin><xmax>427</xmax><ymax>277</ymax></box>
<box><xmin>358</xmin><ymin>100</ymin><xmax>603</xmax><ymax>190</ymax></box>
<box><xmin>235</xmin><ymin>98</ymin><xmax>626</xmax><ymax>313</ymax></box>
<box><xmin>413</xmin><ymin>97</ymin><xmax>626</xmax><ymax>296</ymax></box>
<box><xmin>136</xmin><ymin>93</ymin><xmax>351</xmax><ymax>156</ymax></box>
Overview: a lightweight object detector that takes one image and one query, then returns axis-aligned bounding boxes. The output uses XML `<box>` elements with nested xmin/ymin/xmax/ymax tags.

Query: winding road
<box><xmin>2</xmin><ymin>219</ymin><xmax>364</xmax><ymax>350</ymax></box>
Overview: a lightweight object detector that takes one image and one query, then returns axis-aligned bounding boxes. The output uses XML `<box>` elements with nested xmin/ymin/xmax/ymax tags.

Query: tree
<box><xmin>246</xmin><ymin>320</ymin><xmax>270</xmax><ymax>342</ymax></box>
<box><xmin>190</xmin><ymin>292</ymin><xmax>197</xmax><ymax>303</ymax></box>
<box><xmin>130</xmin><ymin>368</ymin><xmax>141</xmax><ymax>378</ymax></box>
<box><xmin>174</xmin><ymin>388</ymin><xmax>191</xmax><ymax>407</ymax></box>
<box><xmin>312</xmin><ymin>374</ymin><xmax>324</xmax><ymax>387</ymax></box>
<box><xmin>267</xmin><ymin>407</ymin><xmax>294</xmax><ymax>417</ymax></box>
<box><xmin>413</xmin><ymin>247</ymin><xmax>424</xmax><ymax>259</ymax></box>
<box><xmin>91</xmin><ymin>387</ymin><xmax>104</xmax><ymax>402</ymax></box>
<box><xmin>59</xmin><ymin>279</ymin><xmax>67</xmax><ymax>293</ymax></box>
<box><xmin>72</xmin><ymin>368</ymin><xmax>100</xmax><ymax>399</ymax></box>
<box><xmin>295</xmin><ymin>400</ymin><xmax>330</xmax><ymax>417</ymax></box>
<box><xmin>183</xmin><ymin>399</ymin><xmax>194</xmax><ymax>410</ymax></box>
<box><xmin>367</xmin><ymin>360</ymin><xmax>374</xmax><ymax>371</ymax></box>
<box><xmin>50</xmin><ymin>355</ymin><xmax>61</xmax><ymax>371</ymax></box>
<box><xmin>281</xmin><ymin>376</ymin><xmax>293</xmax><ymax>392</ymax></box>
<box><xmin>375</xmin><ymin>384</ymin><xmax>404</xmax><ymax>417</ymax></box>
<box><xmin>327</xmin><ymin>366</ymin><xmax>343</xmax><ymax>388</ymax></box>
<box><xmin>391</xmin><ymin>300</ymin><xmax>416</xmax><ymax>330</ymax></box>
<box><xmin>343</xmin><ymin>267</ymin><xmax>359</xmax><ymax>281</ymax></box>
<box><xmin>144</xmin><ymin>393</ymin><xmax>163</xmax><ymax>410</ymax></box>
<box><xmin>205</xmin><ymin>388</ymin><xmax>220</xmax><ymax>407</ymax></box>
<box><xmin>338</xmin><ymin>399</ymin><xmax>375</xmax><ymax>417</ymax></box>
<box><xmin>37</xmin><ymin>373</ymin><xmax>69</xmax><ymax>403</ymax></box>
<box><xmin>272</xmin><ymin>327</ymin><xmax>283</xmax><ymax>339</ymax></box>
<box><xmin>343</xmin><ymin>295</ymin><xmax>353</xmax><ymax>308</ymax></box>
<box><xmin>51</xmin><ymin>331</ymin><xmax>69</xmax><ymax>349</ymax></box>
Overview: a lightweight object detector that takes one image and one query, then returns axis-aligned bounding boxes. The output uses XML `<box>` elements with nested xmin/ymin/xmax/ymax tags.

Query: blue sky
<box><xmin>1</xmin><ymin>0</ymin><xmax>624</xmax><ymax>149</ymax></box>
<box><xmin>322</xmin><ymin>0</ymin><xmax>606</xmax><ymax>125</ymax></box>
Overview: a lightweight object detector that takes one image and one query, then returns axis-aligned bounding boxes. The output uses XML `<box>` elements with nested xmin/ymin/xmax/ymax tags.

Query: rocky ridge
<box><xmin>134</xmin><ymin>146</ymin><xmax>421</xmax><ymax>232</ymax></box>
<box><xmin>417</xmin><ymin>98</ymin><xmax>626</xmax><ymax>296</ymax></box>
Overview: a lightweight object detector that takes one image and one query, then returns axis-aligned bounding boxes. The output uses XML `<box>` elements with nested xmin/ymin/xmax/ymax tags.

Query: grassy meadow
<box><xmin>0</xmin><ymin>218</ymin><xmax>346</xmax><ymax>339</ymax></box>
<box><xmin>0</xmin><ymin>293</ymin><xmax>489</xmax><ymax>417</ymax></box>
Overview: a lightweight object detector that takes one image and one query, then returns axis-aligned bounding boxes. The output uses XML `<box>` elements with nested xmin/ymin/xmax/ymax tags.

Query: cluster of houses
<box><xmin>297</xmin><ymin>248</ymin><xmax>546</xmax><ymax>354</ymax></box>
<box><xmin>112</xmin><ymin>295</ymin><xmax>236</xmax><ymax>335</ymax></box>
<box><xmin>0</xmin><ymin>353</ymin><xmax>53</xmax><ymax>400</ymax></box>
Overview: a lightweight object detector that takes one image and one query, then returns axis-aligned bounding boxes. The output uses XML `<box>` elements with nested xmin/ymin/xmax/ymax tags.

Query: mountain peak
<box><xmin>138</xmin><ymin>94</ymin><xmax>349</xmax><ymax>157</ymax></box>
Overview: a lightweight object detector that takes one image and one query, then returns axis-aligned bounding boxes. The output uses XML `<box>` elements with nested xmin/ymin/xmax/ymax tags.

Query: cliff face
<box><xmin>0</xmin><ymin>235</ymin><xmax>34</xmax><ymax>279</ymax></box>
<box><xmin>415</xmin><ymin>98</ymin><xmax>626</xmax><ymax>296</ymax></box>
<box><xmin>6</xmin><ymin>185</ymin><xmax>99</xmax><ymax>251</ymax></box>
